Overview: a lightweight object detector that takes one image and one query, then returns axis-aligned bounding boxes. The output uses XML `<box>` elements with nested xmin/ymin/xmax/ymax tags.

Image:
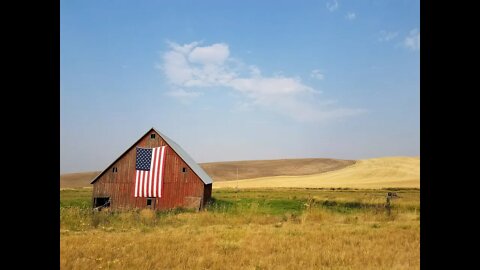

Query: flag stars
<box><xmin>136</xmin><ymin>148</ymin><xmax>152</xmax><ymax>171</ymax></box>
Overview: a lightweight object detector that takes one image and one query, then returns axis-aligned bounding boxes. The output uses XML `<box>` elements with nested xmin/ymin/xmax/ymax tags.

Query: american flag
<box><xmin>134</xmin><ymin>146</ymin><xmax>166</xmax><ymax>197</ymax></box>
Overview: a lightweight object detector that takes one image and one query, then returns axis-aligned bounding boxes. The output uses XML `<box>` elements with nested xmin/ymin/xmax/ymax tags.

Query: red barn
<box><xmin>90</xmin><ymin>127</ymin><xmax>213</xmax><ymax>211</ymax></box>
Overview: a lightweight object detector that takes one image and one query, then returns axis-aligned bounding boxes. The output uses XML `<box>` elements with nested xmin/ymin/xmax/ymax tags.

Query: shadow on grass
<box><xmin>319</xmin><ymin>199</ymin><xmax>386</xmax><ymax>214</ymax></box>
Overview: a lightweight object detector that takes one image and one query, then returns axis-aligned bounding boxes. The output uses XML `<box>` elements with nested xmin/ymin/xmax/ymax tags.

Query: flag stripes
<box><xmin>134</xmin><ymin>146</ymin><xmax>166</xmax><ymax>198</ymax></box>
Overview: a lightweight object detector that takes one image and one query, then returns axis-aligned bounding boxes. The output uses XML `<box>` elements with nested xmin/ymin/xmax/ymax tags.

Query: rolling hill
<box><xmin>214</xmin><ymin>156</ymin><xmax>420</xmax><ymax>189</ymax></box>
<box><xmin>60</xmin><ymin>156</ymin><xmax>419</xmax><ymax>189</ymax></box>
<box><xmin>200</xmin><ymin>158</ymin><xmax>355</xmax><ymax>182</ymax></box>
<box><xmin>60</xmin><ymin>158</ymin><xmax>354</xmax><ymax>188</ymax></box>
<box><xmin>60</xmin><ymin>171</ymin><xmax>101</xmax><ymax>188</ymax></box>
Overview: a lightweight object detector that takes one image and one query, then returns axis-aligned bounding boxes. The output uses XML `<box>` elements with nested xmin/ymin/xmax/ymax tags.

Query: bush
<box><xmin>322</xmin><ymin>200</ymin><xmax>337</xmax><ymax>207</ymax></box>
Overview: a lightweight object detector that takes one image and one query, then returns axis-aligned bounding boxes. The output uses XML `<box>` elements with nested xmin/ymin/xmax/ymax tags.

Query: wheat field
<box><xmin>60</xmin><ymin>157</ymin><xmax>420</xmax><ymax>269</ymax></box>
<box><xmin>60</xmin><ymin>188</ymin><xmax>420</xmax><ymax>270</ymax></box>
<box><xmin>214</xmin><ymin>157</ymin><xmax>420</xmax><ymax>189</ymax></box>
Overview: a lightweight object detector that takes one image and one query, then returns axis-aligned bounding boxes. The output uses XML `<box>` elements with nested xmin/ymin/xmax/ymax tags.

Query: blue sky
<box><xmin>60</xmin><ymin>0</ymin><xmax>419</xmax><ymax>173</ymax></box>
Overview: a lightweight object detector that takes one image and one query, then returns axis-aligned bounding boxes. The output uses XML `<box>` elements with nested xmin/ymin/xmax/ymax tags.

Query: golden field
<box><xmin>60</xmin><ymin>188</ymin><xmax>420</xmax><ymax>270</ymax></box>
<box><xmin>214</xmin><ymin>157</ymin><xmax>420</xmax><ymax>189</ymax></box>
<box><xmin>60</xmin><ymin>156</ymin><xmax>420</xmax><ymax>269</ymax></box>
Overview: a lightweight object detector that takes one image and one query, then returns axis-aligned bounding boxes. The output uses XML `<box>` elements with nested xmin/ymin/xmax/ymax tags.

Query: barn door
<box><xmin>146</xmin><ymin>197</ymin><xmax>156</xmax><ymax>209</ymax></box>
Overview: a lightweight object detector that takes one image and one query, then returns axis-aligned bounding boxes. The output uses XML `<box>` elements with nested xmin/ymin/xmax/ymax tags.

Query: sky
<box><xmin>60</xmin><ymin>0</ymin><xmax>420</xmax><ymax>174</ymax></box>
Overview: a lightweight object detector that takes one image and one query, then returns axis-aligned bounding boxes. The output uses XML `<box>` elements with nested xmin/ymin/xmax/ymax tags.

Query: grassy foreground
<box><xmin>60</xmin><ymin>188</ymin><xmax>420</xmax><ymax>270</ymax></box>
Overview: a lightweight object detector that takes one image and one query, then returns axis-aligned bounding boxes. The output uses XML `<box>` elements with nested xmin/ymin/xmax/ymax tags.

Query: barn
<box><xmin>90</xmin><ymin>127</ymin><xmax>213</xmax><ymax>211</ymax></box>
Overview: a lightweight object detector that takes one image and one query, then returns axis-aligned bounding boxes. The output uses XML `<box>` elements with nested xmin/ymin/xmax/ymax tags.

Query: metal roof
<box><xmin>90</xmin><ymin>127</ymin><xmax>213</xmax><ymax>185</ymax></box>
<box><xmin>152</xmin><ymin>128</ymin><xmax>212</xmax><ymax>185</ymax></box>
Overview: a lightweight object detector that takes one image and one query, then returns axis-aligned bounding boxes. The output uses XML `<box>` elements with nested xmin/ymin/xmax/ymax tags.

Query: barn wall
<box><xmin>92</xmin><ymin>130</ymin><xmax>206</xmax><ymax>210</ymax></box>
<box><xmin>203</xmin><ymin>184</ymin><xmax>212</xmax><ymax>208</ymax></box>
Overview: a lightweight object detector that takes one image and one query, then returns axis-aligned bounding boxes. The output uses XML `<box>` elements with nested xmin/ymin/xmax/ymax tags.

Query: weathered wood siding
<box><xmin>203</xmin><ymin>184</ymin><xmax>212</xmax><ymax>207</ymax></box>
<box><xmin>92</xmin><ymin>130</ymin><xmax>210</xmax><ymax>210</ymax></box>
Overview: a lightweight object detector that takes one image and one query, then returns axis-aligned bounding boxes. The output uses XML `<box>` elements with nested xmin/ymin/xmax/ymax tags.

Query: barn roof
<box><xmin>90</xmin><ymin>127</ymin><xmax>213</xmax><ymax>185</ymax></box>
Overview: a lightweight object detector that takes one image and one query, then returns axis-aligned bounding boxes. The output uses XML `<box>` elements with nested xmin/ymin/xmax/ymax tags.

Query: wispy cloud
<box><xmin>159</xmin><ymin>41</ymin><xmax>236</xmax><ymax>88</ymax></box>
<box><xmin>310</xmin><ymin>69</ymin><xmax>325</xmax><ymax>80</ymax></box>
<box><xmin>378</xmin><ymin>31</ymin><xmax>398</xmax><ymax>42</ymax></box>
<box><xmin>345</xmin><ymin>12</ymin><xmax>356</xmax><ymax>20</ymax></box>
<box><xmin>404</xmin><ymin>28</ymin><xmax>420</xmax><ymax>51</ymax></box>
<box><xmin>158</xmin><ymin>41</ymin><xmax>363</xmax><ymax>122</ymax></box>
<box><xmin>326</xmin><ymin>0</ymin><xmax>339</xmax><ymax>12</ymax></box>
<box><xmin>165</xmin><ymin>88</ymin><xmax>202</xmax><ymax>103</ymax></box>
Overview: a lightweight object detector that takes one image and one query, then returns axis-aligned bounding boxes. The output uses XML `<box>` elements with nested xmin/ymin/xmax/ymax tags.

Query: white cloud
<box><xmin>346</xmin><ymin>12</ymin><xmax>356</xmax><ymax>20</ymax></box>
<box><xmin>379</xmin><ymin>31</ymin><xmax>398</xmax><ymax>42</ymax></box>
<box><xmin>310</xmin><ymin>69</ymin><xmax>325</xmax><ymax>80</ymax></box>
<box><xmin>165</xmin><ymin>88</ymin><xmax>202</xmax><ymax>103</ymax></box>
<box><xmin>160</xmin><ymin>48</ymin><xmax>193</xmax><ymax>86</ymax></box>
<box><xmin>158</xmin><ymin>41</ymin><xmax>237</xmax><ymax>88</ymax></box>
<box><xmin>249</xmin><ymin>65</ymin><xmax>261</xmax><ymax>77</ymax></box>
<box><xmin>230</xmin><ymin>77</ymin><xmax>315</xmax><ymax>96</ymax></box>
<box><xmin>159</xmin><ymin>41</ymin><xmax>363</xmax><ymax>122</ymax></box>
<box><xmin>404</xmin><ymin>28</ymin><xmax>420</xmax><ymax>51</ymax></box>
<box><xmin>188</xmin><ymin>43</ymin><xmax>230</xmax><ymax>64</ymax></box>
<box><xmin>326</xmin><ymin>0</ymin><xmax>339</xmax><ymax>12</ymax></box>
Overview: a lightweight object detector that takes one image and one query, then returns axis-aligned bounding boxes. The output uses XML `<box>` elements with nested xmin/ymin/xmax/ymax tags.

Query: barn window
<box><xmin>94</xmin><ymin>197</ymin><xmax>110</xmax><ymax>209</ymax></box>
<box><xmin>182</xmin><ymin>167</ymin><xmax>187</xmax><ymax>173</ymax></box>
<box><xmin>150</xmin><ymin>133</ymin><xmax>155</xmax><ymax>139</ymax></box>
<box><xmin>112</xmin><ymin>167</ymin><xmax>118</xmax><ymax>173</ymax></box>
<box><xmin>146</xmin><ymin>198</ymin><xmax>155</xmax><ymax>208</ymax></box>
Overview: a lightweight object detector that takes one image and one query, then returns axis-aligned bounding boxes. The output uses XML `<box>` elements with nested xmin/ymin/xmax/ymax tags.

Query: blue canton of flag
<box><xmin>136</xmin><ymin>148</ymin><xmax>152</xmax><ymax>170</ymax></box>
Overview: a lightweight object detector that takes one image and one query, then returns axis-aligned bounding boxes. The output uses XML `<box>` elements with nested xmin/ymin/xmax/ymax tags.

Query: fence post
<box><xmin>385</xmin><ymin>192</ymin><xmax>392</xmax><ymax>216</ymax></box>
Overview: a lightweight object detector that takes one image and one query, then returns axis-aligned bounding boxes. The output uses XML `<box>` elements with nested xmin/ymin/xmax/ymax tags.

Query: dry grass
<box><xmin>61</xmin><ymin>218</ymin><xmax>419</xmax><ymax>270</ymax></box>
<box><xmin>60</xmin><ymin>188</ymin><xmax>419</xmax><ymax>270</ymax></box>
<box><xmin>214</xmin><ymin>156</ymin><xmax>420</xmax><ymax>189</ymax></box>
